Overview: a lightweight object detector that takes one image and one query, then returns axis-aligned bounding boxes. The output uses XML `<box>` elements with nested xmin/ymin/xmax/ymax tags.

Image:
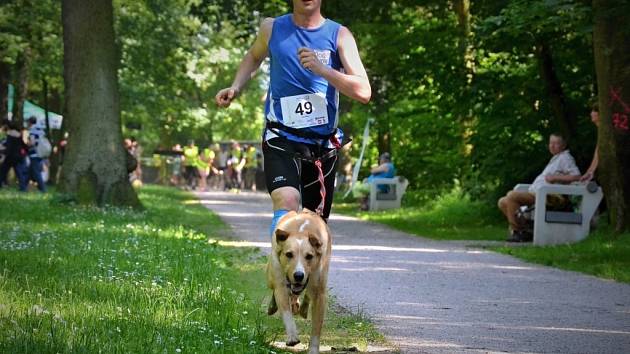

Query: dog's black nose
<box><xmin>293</xmin><ymin>271</ymin><xmax>304</xmax><ymax>282</ymax></box>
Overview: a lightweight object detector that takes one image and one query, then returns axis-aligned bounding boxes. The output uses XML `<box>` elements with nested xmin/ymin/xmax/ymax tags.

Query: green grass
<box><xmin>0</xmin><ymin>186</ymin><xmax>386</xmax><ymax>353</ymax></box>
<box><xmin>492</xmin><ymin>227</ymin><xmax>630</xmax><ymax>283</ymax></box>
<box><xmin>333</xmin><ymin>191</ymin><xmax>506</xmax><ymax>241</ymax></box>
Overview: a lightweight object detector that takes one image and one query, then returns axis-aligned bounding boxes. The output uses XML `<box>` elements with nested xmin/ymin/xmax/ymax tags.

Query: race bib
<box><xmin>280</xmin><ymin>93</ymin><xmax>328</xmax><ymax>129</ymax></box>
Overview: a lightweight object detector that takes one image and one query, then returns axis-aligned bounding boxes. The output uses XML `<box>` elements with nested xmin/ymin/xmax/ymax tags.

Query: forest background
<box><xmin>1</xmin><ymin>0</ymin><xmax>626</xmax><ymax>222</ymax></box>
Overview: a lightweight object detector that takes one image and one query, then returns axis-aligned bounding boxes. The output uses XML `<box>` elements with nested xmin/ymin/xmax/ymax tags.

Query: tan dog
<box><xmin>267</xmin><ymin>209</ymin><xmax>332</xmax><ymax>354</ymax></box>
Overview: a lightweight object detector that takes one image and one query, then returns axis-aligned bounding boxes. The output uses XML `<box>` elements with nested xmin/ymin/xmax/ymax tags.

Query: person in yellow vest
<box><xmin>243</xmin><ymin>145</ymin><xmax>258</xmax><ymax>190</ymax></box>
<box><xmin>197</xmin><ymin>146</ymin><xmax>215</xmax><ymax>191</ymax></box>
<box><xmin>183</xmin><ymin>140</ymin><xmax>200</xmax><ymax>190</ymax></box>
<box><xmin>227</xmin><ymin>141</ymin><xmax>245</xmax><ymax>190</ymax></box>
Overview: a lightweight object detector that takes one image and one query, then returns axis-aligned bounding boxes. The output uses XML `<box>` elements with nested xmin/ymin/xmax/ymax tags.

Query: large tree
<box><xmin>60</xmin><ymin>0</ymin><xmax>139</xmax><ymax>206</ymax></box>
<box><xmin>592</xmin><ymin>0</ymin><xmax>630</xmax><ymax>232</ymax></box>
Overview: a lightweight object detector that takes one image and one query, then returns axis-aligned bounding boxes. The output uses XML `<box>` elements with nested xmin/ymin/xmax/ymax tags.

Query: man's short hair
<box><xmin>379</xmin><ymin>152</ymin><xmax>391</xmax><ymax>162</ymax></box>
<box><xmin>550</xmin><ymin>133</ymin><xmax>567</xmax><ymax>147</ymax></box>
<box><xmin>591</xmin><ymin>101</ymin><xmax>599</xmax><ymax>112</ymax></box>
<box><xmin>27</xmin><ymin>116</ymin><xmax>37</xmax><ymax>125</ymax></box>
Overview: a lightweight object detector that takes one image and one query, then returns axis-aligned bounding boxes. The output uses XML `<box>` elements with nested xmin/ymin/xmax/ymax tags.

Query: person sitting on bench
<box><xmin>352</xmin><ymin>152</ymin><xmax>396</xmax><ymax>211</ymax></box>
<box><xmin>497</xmin><ymin>133</ymin><xmax>581</xmax><ymax>242</ymax></box>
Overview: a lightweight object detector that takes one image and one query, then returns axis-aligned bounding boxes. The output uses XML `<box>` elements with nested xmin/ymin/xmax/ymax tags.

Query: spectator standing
<box><xmin>227</xmin><ymin>141</ymin><xmax>245</xmax><ymax>190</ymax></box>
<box><xmin>580</xmin><ymin>102</ymin><xmax>600</xmax><ymax>182</ymax></box>
<box><xmin>0</xmin><ymin>119</ymin><xmax>28</xmax><ymax>191</ymax></box>
<box><xmin>130</xmin><ymin>137</ymin><xmax>143</xmax><ymax>185</ymax></box>
<box><xmin>243</xmin><ymin>145</ymin><xmax>258</xmax><ymax>190</ymax></box>
<box><xmin>25</xmin><ymin>117</ymin><xmax>47</xmax><ymax>192</ymax></box>
<box><xmin>197</xmin><ymin>146</ymin><xmax>215</xmax><ymax>191</ymax></box>
<box><xmin>169</xmin><ymin>144</ymin><xmax>183</xmax><ymax>186</ymax></box>
<box><xmin>183</xmin><ymin>140</ymin><xmax>200</xmax><ymax>190</ymax></box>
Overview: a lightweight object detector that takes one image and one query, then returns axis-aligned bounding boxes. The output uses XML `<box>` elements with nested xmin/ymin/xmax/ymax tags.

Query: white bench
<box><xmin>368</xmin><ymin>176</ymin><xmax>409</xmax><ymax>211</ymax></box>
<box><xmin>513</xmin><ymin>183</ymin><xmax>603</xmax><ymax>246</ymax></box>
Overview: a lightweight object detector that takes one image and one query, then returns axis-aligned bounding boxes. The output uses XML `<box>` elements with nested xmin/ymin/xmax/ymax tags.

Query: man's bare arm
<box><xmin>298</xmin><ymin>26</ymin><xmax>371</xmax><ymax>104</ymax></box>
<box><xmin>215</xmin><ymin>18</ymin><xmax>273</xmax><ymax>107</ymax></box>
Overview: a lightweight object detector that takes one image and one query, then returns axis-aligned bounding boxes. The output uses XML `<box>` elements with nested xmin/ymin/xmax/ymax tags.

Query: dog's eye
<box><xmin>305</xmin><ymin>254</ymin><xmax>314</xmax><ymax>260</ymax></box>
<box><xmin>285</xmin><ymin>252</ymin><xmax>294</xmax><ymax>259</ymax></box>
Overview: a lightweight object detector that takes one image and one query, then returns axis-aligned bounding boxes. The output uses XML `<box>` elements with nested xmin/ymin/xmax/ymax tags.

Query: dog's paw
<box><xmin>267</xmin><ymin>294</ymin><xmax>278</xmax><ymax>315</ymax></box>
<box><xmin>286</xmin><ymin>338</ymin><xmax>301</xmax><ymax>347</ymax></box>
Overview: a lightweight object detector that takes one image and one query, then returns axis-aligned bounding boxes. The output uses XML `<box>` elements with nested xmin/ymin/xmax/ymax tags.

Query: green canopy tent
<box><xmin>6</xmin><ymin>84</ymin><xmax>63</xmax><ymax>129</ymax></box>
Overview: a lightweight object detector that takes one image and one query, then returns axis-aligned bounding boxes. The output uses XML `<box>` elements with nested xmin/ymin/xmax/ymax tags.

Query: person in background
<box><xmin>0</xmin><ymin>119</ymin><xmax>28</xmax><ymax>191</ymax></box>
<box><xmin>25</xmin><ymin>117</ymin><xmax>47</xmax><ymax>192</ymax></box>
<box><xmin>352</xmin><ymin>152</ymin><xmax>396</xmax><ymax>210</ymax></box>
<box><xmin>183</xmin><ymin>140</ymin><xmax>200</xmax><ymax>190</ymax></box>
<box><xmin>169</xmin><ymin>144</ymin><xmax>183</xmax><ymax>186</ymax></box>
<box><xmin>227</xmin><ymin>141</ymin><xmax>245</xmax><ymax>190</ymax></box>
<box><xmin>497</xmin><ymin>133</ymin><xmax>581</xmax><ymax>242</ymax></box>
<box><xmin>243</xmin><ymin>144</ymin><xmax>258</xmax><ymax>190</ymax></box>
<box><xmin>130</xmin><ymin>137</ymin><xmax>143</xmax><ymax>185</ymax></box>
<box><xmin>580</xmin><ymin>102</ymin><xmax>600</xmax><ymax>183</ymax></box>
<box><xmin>197</xmin><ymin>145</ymin><xmax>215</xmax><ymax>191</ymax></box>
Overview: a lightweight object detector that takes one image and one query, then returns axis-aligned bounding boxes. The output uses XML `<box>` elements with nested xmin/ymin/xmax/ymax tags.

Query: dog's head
<box><xmin>274</xmin><ymin>228</ymin><xmax>323</xmax><ymax>295</ymax></box>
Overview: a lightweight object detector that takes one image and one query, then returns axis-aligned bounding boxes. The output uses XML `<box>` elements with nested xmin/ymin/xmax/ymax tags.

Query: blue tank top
<box><xmin>264</xmin><ymin>14</ymin><xmax>343</xmax><ymax>145</ymax></box>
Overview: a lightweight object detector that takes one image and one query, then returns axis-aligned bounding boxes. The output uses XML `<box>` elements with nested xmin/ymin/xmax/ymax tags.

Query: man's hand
<box><xmin>298</xmin><ymin>47</ymin><xmax>328</xmax><ymax>76</ymax></box>
<box><xmin>579</xmin><ymin>171</ymin><xmax>594</xmax><ymax>183</ymax></box>
<box><xmin>215</xmin><ymin>87</ymin><xmax>239</xmax><ymax>108</ymax></box>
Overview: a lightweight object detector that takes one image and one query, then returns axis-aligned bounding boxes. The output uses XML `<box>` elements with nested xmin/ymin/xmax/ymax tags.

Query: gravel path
<box><xmin>196</xmin><ymin>190</ymin><xmax>630</xmax><ymax>354</ymax></box>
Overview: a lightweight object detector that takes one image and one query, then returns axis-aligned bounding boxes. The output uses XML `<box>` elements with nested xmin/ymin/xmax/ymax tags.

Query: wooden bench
<box><xmin>513</xmin><ymin>182</ymin><xmax>603</xmax><ymax>246</ymax></box>
<box><xmin>368</xmin><ymin>176</ymin><xmax>409</xmax><ymax>211</ymax></box>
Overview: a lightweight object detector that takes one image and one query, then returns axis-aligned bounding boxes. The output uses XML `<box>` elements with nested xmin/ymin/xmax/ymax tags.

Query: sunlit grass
<box><xmin>0</xmin><ymin>185</ymin><xmax>387</xmax><ymax>353</ymax></box>
<box><xmin>493</xmin><ymin>227</ymin><xmax>630</xmax><ymax>283</ymax></box>
<box><xmin>334</xmin><ymin>190</ymin><xmax>506</xmax><ymax>241</ymax></box>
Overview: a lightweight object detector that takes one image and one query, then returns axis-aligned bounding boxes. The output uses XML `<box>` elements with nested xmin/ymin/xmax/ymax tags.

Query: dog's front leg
<box><xmin>274</xmin><ymin>287</ymin><xmax>300</xmax><ymax>346</ymax></box>
<box><xmin>308</xmin><ymin>288</ymin><xmax>326</xmax><ymax>354</ymax></box>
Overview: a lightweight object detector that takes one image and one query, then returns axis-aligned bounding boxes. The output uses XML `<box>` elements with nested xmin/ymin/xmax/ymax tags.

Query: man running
<box><xmin>215</xmin><ymin>0</ymin><xmax>371</xmax><ymax>235</ymax></box>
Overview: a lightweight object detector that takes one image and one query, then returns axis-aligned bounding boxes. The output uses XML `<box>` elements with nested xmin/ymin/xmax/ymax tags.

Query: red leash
<box><xmin>314</xmin><ymin>159</ymin><xmax>326</xmax><ymax>216</ymax></box>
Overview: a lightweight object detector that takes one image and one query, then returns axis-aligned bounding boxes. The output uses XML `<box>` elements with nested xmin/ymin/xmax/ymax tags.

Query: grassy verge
<box><xmin>0</xmin><ymin>186</ymin><xmax>385</xmax><ymax>353</ymax></box>
<box><xmin>333</xmin><ymin>191</ymin><xmax>506</xmax><ymax>241</ymax></box>
<box><xmin>333</xmin><ymin>190</ymin><xmax>630</xmax><ymax>284</ymax></box>
<box><xmin>492</xmin><ymin>227</ymin><xmax>630</xmax><ymax>283</ymax></box>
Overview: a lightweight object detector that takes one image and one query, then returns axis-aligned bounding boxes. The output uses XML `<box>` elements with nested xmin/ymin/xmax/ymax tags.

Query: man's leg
<box><xmin>498</xmin><ymin>191</ymin><xmax>535</xmax><ymax>231</ymax></box>
<box><xmin>30</xmin><ymin>157</ymin><xmax>46</xmax><ymax>192</ymax></box>
<box><xmin>264</xmin><ymin>138</ymin><xmax>303</xmax><ymax>235</ymax></box>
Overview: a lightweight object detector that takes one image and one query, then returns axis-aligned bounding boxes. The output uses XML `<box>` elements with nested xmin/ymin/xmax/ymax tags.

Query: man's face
<box><xmin>548</xmin><ymin>135</ymin><xmax>565</xmax><ymax>155</ymax></box>
<box><xmin>590</xmin><ymin>110</ymin><xmax>600</xmax><ymax>126</ymax></box>
<box><xmin>293</xmin><ymin>0</ymin><xmax>321</xmax><ymax>13</ymax></box>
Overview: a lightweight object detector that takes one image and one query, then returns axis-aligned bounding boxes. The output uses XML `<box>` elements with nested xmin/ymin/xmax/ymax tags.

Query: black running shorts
<box><xmin>263</xmin><ymin>138</ymin><xmax>338</xmax><ymax>219</ymax></box>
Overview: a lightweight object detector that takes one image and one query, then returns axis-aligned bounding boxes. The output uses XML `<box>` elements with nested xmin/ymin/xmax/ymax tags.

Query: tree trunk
<box><xmin>48</xmin><ymin>88</ymin><xmax>64</xmax><ymax>185</ymax></box>
<box><xmin>60</xmin><ymin>0</ymin><xmax>139</xmax><ymax>207</ymax></box>
<box><xmin>12</xmin><ymin>47</ymin><xmax>31</xmax><ymax>126</ymax></box>
<box><xmin>536</xmin><ymin>40</ymin><xmax>576</xmax><ymax>140</ymax></box>
<box><xmin>0</xmin><ymin>62</ymin><xmax>9</xmax><ymax>120</ymax></box>
<box><xmin>593</xmin><ymin>0</ymin><xmax>630</xmax><ymax>232</ymax></box>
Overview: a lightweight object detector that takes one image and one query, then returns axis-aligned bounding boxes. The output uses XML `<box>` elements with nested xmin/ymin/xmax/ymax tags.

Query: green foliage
<box><xmin>0</xmin><ymin>0</ymin><xmax>63</xmax><ymax>96</ymax></box>
<box><xmin>5</xmin><ymin>0</ymin><xmax>605</xmax><ymax>206</ymax></box>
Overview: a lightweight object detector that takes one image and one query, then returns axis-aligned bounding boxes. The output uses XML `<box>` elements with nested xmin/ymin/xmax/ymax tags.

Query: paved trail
<box><xmin>197</xmin><ymin>190</ymin><xmax>630</xmax><ymax>354</ymax></box>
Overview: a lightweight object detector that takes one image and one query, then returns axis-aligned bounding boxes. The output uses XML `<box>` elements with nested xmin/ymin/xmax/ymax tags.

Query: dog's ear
<box><xmin>308</xmin><ymin>233</ymin><xmax>322</xmax><ymax>249</ymax></box>
<box><xmin>275</xmin><ymin>229</ymin><xmax>290</xmax><ymax>243</ymax></box>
